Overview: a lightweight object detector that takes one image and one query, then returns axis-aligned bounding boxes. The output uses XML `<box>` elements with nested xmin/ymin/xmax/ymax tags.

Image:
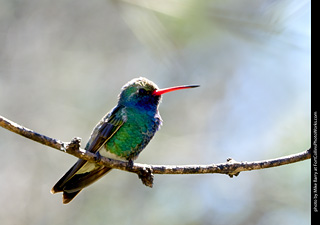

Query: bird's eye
<box><xmin>138</xmin><ymin>88</ymin><xmax>148</xmax><ymax>95</ymax></box>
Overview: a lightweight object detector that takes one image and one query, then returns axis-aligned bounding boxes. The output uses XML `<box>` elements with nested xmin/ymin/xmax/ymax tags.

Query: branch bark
<box><xmin>0</xmin><ymin>115</ymin><xmax>311</xmax><ymax>187</ymax></box>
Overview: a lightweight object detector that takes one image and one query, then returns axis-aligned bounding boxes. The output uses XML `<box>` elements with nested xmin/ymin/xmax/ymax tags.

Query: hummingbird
<box><xmin>51</xmin><ymin>77</ymin><xmax>199</xmax><ymax>204</ymax></box>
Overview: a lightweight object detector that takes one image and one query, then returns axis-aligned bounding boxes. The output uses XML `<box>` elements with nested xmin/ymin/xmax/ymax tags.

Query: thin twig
<box><xmin>0</xmin><ymin>115</ymin><xmax>311</xmax><ymax>187</ymax></box>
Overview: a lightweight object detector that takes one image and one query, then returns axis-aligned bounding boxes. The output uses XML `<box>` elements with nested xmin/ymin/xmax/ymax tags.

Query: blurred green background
<box><xmin>0</xmin><ymin>0</ymin><xmax>310</xmax><ymax>224</ymax></box>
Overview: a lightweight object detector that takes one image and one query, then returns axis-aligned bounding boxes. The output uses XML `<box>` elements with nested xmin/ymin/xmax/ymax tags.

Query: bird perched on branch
<box><xmin>51</xmin><ymin>77</ymin><xmax>199</xmax><ymax>204</ymax></box>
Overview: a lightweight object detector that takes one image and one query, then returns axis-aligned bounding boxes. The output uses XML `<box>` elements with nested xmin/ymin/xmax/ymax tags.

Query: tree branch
<box><xmin>0</xmin><ymin>115</ymin><xmax>311</xmax><ymax>187</ymax></box>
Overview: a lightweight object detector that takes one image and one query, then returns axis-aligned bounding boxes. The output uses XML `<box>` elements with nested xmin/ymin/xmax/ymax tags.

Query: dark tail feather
<box><xmin>53</xmin><ymin>167</ymin><xmax>112</xmax><ymax>204</ymax></box>
<box><xmin>63</xmin><ymin>167</ymin><xmax>112</xmax><ymax>193</ymax></box>
<box><xmin>51</xmin><ymin>159</ymin><xmax>87</xmax><ymax>194</ymax></box>
<box><xmin>63</xmin><ymin>190</ymin><xmax>82</xmax><ymax>204</ymax></box>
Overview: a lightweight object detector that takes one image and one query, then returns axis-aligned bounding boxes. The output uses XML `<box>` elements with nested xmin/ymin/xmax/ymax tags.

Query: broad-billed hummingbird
<box><xmin>51</xmin><ymin>77</ymin><xmax>199</xmax><ymax>204</ymax></box>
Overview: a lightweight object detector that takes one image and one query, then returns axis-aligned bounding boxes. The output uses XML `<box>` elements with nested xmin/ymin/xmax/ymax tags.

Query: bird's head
<box><xmin>119</xmin><ymin>77</ymin><xmax>199</xmax><ymax>111</ymax></box>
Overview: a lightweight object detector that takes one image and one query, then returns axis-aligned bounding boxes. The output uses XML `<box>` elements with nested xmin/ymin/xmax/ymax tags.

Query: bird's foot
<box><xmin>127</xmin><ymin>159</ymin><xmax>134</xmax><ymax>169</ymax></box>
<box><xmin>95</xmin><ymin>151</ymin><xmax>102</xmax><ymax>162</ymax></box>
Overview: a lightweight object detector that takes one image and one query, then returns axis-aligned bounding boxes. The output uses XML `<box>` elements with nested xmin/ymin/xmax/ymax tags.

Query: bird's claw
<box><xmin>127</xmin><ymin>159</ymin><xmax>134</xmax><ymax>169</ymax></box>
<box><xmin>95</xmin><ymin>151</ymin><xmax>102</xmax><ymax>162</ymax></box>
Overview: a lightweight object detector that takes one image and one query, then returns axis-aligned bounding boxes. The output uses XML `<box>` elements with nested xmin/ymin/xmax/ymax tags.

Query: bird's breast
<box><xmin>102</xmin><ymin>109</ymin><xmax>161</xmax><ymax>160</ymax></box>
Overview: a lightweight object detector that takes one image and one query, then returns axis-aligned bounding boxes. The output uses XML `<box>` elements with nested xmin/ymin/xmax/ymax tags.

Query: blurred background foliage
<box><xmin>0</xmin><ymin>0</ymin><xmax>310</xmax><ymax>224</ymax></box>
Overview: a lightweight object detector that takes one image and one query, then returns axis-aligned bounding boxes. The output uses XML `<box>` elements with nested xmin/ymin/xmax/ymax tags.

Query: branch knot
<box><xmin>67</xmin><ymin>137</ymin><xmax>81</xmax><ymax>150</ymax></box>
<box><xmin>137</xmin><ymin>166</ymin><xmax>154</xmax><ymax>188</ymax></box>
